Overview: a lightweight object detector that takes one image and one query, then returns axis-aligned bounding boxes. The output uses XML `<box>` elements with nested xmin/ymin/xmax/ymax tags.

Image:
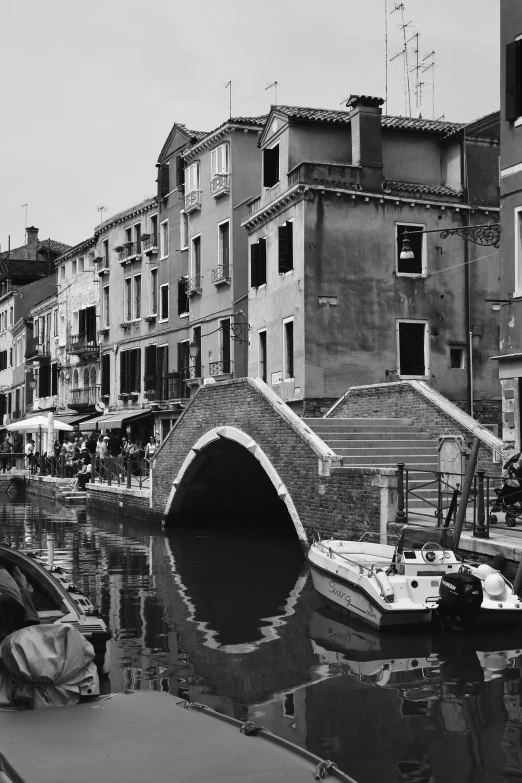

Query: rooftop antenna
<box><xmin>422</xmin><ymin>50</ymin><xmax>436</xmax><ymax>119</ymax></box>
<box><xmin>225</xmin><ymin>81</ymin><xmax>232</xmax><ymax>119</ymax></box>
<box><xmin>391</xmin><ymin>3</ymin><xmax>412</xmax><ymax>116</ymax></box>
<box><xmin>21</xmin><ymin>204</ymin><xmax>28</xmax><ymax>243</ymax></box>
<box><xmin>384</xmin><ymin>0</ymin><xmax>388</xmax><ymax>113</ymax></box>
<box><xmin>265</xmin><ymin>81</ymin><xmax>278</xmax><ymax>105</ymax></box>
<box><xmin>407</xmin><ymin>31</ymin><xmax>421</xmax><ymax>112</ymax></box>
<box><xmin>390</xmin><ymin>48</ymin><xmax>408</xmax><ymax>116</ymax></box>
<box><xmin>97</xmin><ymin>205</ymin><xmax>107</xmax><ymax>225</ymax></box>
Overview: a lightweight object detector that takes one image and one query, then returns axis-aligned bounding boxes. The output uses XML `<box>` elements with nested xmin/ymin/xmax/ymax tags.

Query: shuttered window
<box><xmin>278</xmin><ymin>221</ymin><xmax>293</xmax><ymax>273</ymax></box>
<box><xmin>178</xmin><ymin>278</ymin><xmax>189</xmax><ymax>315</ymax></box>
<box><xmin>250</xmin><ymin>243</ymin><xmax>259</xmax><ymax>288</ymax></box>
<box><xmin>145</xmin><ymin>345</ymin><xmax>158</xmax><ymax>391</ymax></box>
<box><xmin>506</xmin><ymin>41</ymin><xmax>522</xmax><ymax>122</ymax></box>
<box><xmin>258</xmin><ymin>238</ymin><xmax>267</xmax><ymax>285</ymax></box>
<box><xmin>159</xmin><ymin>163</ymin><xmax>170</xmax><ymax>198</ymax></box>
<box><xmin>101</xmin><ymin>353</ymin><xmax>111</xmax><ymax>396</ymax></box>
<box><xmin>120</xmin><ymin>349</ymin><xmax>141</xmax><ymax>393</ymax></box>
<box><xmin>51</xmin><ymin>363</ymin><xmax>58</xmax><ymax>396</ymax></box>
<box><xmin>263</xmin><ymin>145</ymin><xmax>280</xmax><ymax>188</ymax></box>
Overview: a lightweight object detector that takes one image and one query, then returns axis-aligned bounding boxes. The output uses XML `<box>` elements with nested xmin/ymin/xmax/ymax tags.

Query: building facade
<box><xmin>244</xmin><ymin>99</ymin><xmax>501</xmax><ymax>422</ymax></box>
<box><xmin>496</xmin><ymin>0</ymin><xmax>522</xmax><ymax>454</ymax></box>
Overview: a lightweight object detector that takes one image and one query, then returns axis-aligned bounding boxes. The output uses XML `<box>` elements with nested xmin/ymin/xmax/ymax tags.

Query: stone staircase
<box><xmin>303</xmin><ymin>417</ymin><xmax>440</xmax><ymax>513</ymax></box>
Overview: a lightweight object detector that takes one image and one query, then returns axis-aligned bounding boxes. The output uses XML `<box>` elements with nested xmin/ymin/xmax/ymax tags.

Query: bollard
<box><xmin>474</xmin><ymin>469</ymin><xmax>488</xmax><ymax>538</ymax></box>
<box><xmin>454</xmin><ymin>437</ymin><xmax>480</xmax><ymax>549</ymax></box>
<box><xmin>396</xmin><ymin>463</ymin><xmax>406</xmax><ymax>523</ymax></box>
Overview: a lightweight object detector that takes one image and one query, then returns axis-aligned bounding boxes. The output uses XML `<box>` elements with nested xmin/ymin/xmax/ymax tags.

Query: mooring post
<box><xmin>513</xmin><ymin>555</ymin><xmax>522</xmax><ymax>597</ymax></box>
<box><xmin>396</xmin><ymin>462</ymin><xmax>406</xmax><ymax>523</ymax></box>
<box><xmin>474</xmin><ymin>468</ymin><xmax>488</xmax><ymax>538</ymax></box>
<box><xmin>436</xmin><ymin>471</ymin><xmax>443</xmax><ymax>527</ymax></box>
<box><xmin>454</xmin><ymin>437</ymin><xmax>480</xmax><ymax>549</ymax></box>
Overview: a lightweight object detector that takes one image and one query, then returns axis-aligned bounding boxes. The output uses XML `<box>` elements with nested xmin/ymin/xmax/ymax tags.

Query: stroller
<box><xmin>490</xmin><ymin>452</ymin><xmax>522</xmax><ymax>527</ymax></box>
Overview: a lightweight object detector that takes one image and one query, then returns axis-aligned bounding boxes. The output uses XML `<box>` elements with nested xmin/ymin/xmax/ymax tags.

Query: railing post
<box><xmin>108</xmin><ymin>458</ymin><xmax>112</xmax><ymax>486</ymax></box>
<box><xmin>396</xmin><ymin>462</ymin><xmax>406</xmax><ymax>523</ymax></box>
<box><xmin>436</xmin><ymin>471</ymin><xmax>443</xmax><ymax>527</ymax></box>
<box><xmin>474</xmin><ymin>468</ymin><xmax>489</xmax><ymax>539</ymax></box>
<box><xmin>127</xmin><ymin>460</ymin><xmax>131</xmax><ymax>489</ymax></box>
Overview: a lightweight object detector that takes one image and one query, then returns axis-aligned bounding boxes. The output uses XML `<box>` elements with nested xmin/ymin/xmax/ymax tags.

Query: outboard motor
<box><xmin>437</xmin><ymin>572</ymin><xmax>483</xmax><ymax>629</ymax></box>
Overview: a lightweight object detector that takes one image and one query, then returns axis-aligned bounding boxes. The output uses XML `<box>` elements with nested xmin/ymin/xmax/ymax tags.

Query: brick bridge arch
<box><xmin>151</xmin><ymin>377</ymin><xmax>385</xmax><ymax>544</ymax></box>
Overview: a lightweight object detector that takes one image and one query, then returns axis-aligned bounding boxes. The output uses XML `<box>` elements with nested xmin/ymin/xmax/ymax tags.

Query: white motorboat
<box><xmin>307</xmin><ymin>525</ymin><xmax>522</xmax><ymax>630</ymax></box>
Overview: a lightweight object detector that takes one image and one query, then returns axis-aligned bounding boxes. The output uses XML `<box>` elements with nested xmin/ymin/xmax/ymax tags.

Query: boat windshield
<box><xmin>397</xmin><ymin>527</ymin><xmax>455</xmax><ymax>552</ymax></box>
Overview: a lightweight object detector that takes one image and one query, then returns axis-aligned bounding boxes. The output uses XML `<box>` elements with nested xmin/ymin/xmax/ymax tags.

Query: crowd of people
<box><xmin>0</xmin><ymin>431</ymin><xmax>158</xmax><ymax>490</ymax></box>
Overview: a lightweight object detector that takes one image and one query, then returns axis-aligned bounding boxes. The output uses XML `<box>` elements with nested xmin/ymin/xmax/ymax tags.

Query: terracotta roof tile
<box><xmin>383</xmin><ymin>180</ymin><xmax>463</xmax><ymax>198</ymax></box>
<box><xmin>38</xmin><ymin>239</ymin><xmax>72</xmax><ymax>255</ymax></box>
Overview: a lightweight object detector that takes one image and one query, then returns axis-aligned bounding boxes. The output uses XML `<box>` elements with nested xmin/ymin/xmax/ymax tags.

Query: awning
<box><xmin>82</xmin><ymin>409</ymin><xmax>152</xmax><ymax>432</ymax></box>
<box><xmin>55</xmin><ymin>413</ymin><xmax>97</xmax><ymax>429</ymax></box>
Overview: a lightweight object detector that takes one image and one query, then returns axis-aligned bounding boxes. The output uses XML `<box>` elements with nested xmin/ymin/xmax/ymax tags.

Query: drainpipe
<box><xmin>461</xmin><ymin>128</ymin><xmax>473</xmax><ymax>417</ymax></box>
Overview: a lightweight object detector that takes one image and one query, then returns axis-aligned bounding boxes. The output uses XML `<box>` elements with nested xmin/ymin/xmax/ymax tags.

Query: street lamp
<box><xmin>188</xmin><ymin>338</ymin><xmax>199</xmax><ymax>363</ymax></box>
<box><xmin>399</xmin><ymin>223</ymin><xmax>500</xmax><ymax>260</ymax></box>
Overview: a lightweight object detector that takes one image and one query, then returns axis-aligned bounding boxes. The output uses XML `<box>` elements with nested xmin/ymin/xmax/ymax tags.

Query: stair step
<box><xmin>314</xmin><ymin>433</ymin><xmax>435</xmax><ymax>441</ymax></box>
<box><xmin>335</xmin><ymin>463</ymin><xmax>439</xmax><ymax>471</ymax></box>
<box><xmin>326</xmin><ymin>446</ymin><xmax>438</xmax><ymax>454</ymax></box>
<box><xmin>308</xmin><ymin>418</ymin><xmax>415</xmax><ymax>425</ymax></box>
<box><xmin>305</xmin><ymin>423</ymin><xmax>424</xmax><ymax>433</ymax></box>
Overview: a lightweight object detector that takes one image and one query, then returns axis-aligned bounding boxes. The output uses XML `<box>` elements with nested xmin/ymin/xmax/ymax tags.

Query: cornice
<box><xmin>242</xmin><ymin>183</ymin><xmax>499</xmax><ymax>231</ymax></box>
<box><xmin>94</xmin><ymin>198</ymin><xmax>158</xmax><ymax>239</ymax></box>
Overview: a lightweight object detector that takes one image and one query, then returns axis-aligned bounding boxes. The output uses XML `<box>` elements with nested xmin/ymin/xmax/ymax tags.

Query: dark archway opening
<box><xmin>165</xmin><ymin>439</ymin><xmax>298</xmax><ymax>538</ymax></box>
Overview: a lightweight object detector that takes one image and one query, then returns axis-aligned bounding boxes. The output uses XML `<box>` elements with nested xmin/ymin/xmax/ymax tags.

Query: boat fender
<box><xmin>484</xmin><ymin>573</ymin><xmax>507</xmax><ymax>601</ymax></box>
<box><xmin>374</xmin><ymin>568</ymin><xmax>395</xmax><ymax>602</ymax></box>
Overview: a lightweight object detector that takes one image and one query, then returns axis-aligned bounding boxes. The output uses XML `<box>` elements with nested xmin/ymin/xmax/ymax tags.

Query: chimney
<box><xmin>25</xmin><ymin>226</ymin><xmax>39</xmax><ymax>260</ymax></box>
<box><xmin>346</xmin><ymin>95</ymin><xmax>384</xmax><ymax>190</ymax></box>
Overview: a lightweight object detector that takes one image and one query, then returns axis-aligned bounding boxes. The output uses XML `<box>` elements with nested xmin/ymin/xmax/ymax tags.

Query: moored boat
<box><xmin>307</xmin><ymin>526</ymin><xmax>522</xmax><ymax>630</ymax></box>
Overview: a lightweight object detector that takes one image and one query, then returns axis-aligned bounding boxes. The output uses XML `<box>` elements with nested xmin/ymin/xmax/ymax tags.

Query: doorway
<box><xmin>397</xmin><ymin>321</ymin><xmax>428</xmax><ymax>378</ymax></box>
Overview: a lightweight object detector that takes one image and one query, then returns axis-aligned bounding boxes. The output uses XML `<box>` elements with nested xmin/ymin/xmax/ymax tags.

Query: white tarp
<box><xmin>0</xmin><ymin>623</ymin><xmax>98</xmax><ymax>709</ymax></box>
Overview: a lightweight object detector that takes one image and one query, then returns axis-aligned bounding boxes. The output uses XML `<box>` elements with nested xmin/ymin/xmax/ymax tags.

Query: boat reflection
<box><xmin>163</xmin><ymin>531</ymin><xmax>306</xmax><ymax>652</ymax></box>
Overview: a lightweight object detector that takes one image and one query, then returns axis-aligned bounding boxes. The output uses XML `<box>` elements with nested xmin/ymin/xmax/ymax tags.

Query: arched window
<box><xmin>89</xmin><ymin>366</ymin><xmax>97</xmax><ymax>388</ymax></box>
<box><xmin>72</xmin><ymin>369</ymin><xmax>79</xmax><ymax>389</ymax></box>
<box><xmin>83</xmin><ymin>368</ymin><xmax>89</xmax><ymax>388</ymax></box>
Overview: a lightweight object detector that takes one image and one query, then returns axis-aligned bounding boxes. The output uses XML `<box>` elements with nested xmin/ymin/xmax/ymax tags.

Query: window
<box><xmin>396</xmin><ymin>223</ymin><xmax>426</xmax><ymax>276</ymax></box>
<box><xmin>258</xmin><ymin>330</ymin><xmax>267</xmax><ymax>383</ymax></box>
<box><xmin>134</xmin><ymin>223</ymin><xmax>142</xmax><ymax>253</ymax></box>
<box><xmin>125</xmin><ymin>227</ymin><xmax>132</xmax><ymax>245</ymax></box>
<box><xmin>103</xmin><ymin>239</ymin><xmax>109</xmax><ymax>266</ymax></box>
<box><xmin>101</xmin><ymin>353</ymin><xmax>111</xmax><ymax>396</ymax></box>
<box><xmin>193</xmin><ymin>326</ymin><xmax>202</xmax><ymax>377</ymax></box>
<box><xmin>120</xmin><ymin>348</ymin><xmax>141</xmax><ymax>394</ymax></box>
<box><xmin>125</xmin><ymin>278</ymin><xmax>132</xmax><ymax>321</ymax></box>
<box><xmin>283</xmin><ymin>319</ymin><xmax>294</xmax><ymax>380</ymax></box>
<box><xmin>397</xmin><ymin>320</ymin><xmax>428</xmax><ymax>378</ymax></box>
<box><xmin>219</xmin><ymin>221</ymin><xmax>230</xmax><ymax>276</ymax></box>
<box><xmin>159</xmin><ymin>162</ymin><xmax>170</xmax><ymax>198</ymax></box>
<box><xmin>450</xmin><ymin>346</ymin><xmax>465</xmax><ymax>369</ymax></box>
<box><xmin>8</xmin><ymin>307</ymin><xmax>12</xmax><ymax>326</ymax></box>
<box><xmin>175</xmin><ymin>155</ymin><xmax>184</xmax><ymax>188</ymax></box>
<box><xmin>191</xmin><ymin>235</ymin><xmax>201</xmax><ymax>278</ymax></box>
<box><xmin>38</xmin><ymin>364</ymin><xmax>50</xmax><ymax>398</ymax></box>
<box><xmin>515</xmin><ymin>208</ymin><xmax>522</xmax><ymax>294</ymax></box>
<box><xmin>278</xmin><ymin>221</ymin><xmax>293</xmax><ymax>273</ymax></box>
<box><xmin>78</xmin><ymin>257</ymin><xmax>84</xmax><ymax>273</ymax></box>
<box><xmin>60</xmin><ymin>265</ymin><xmax>66</xmax><ymax>281</ymax></box>
<box><xmin>250</xmin><ymin>237</ymin><xmax>266</xmax><ymax>288</ymax></box>
<box><xmin>150</xmin><ymin>269</ymin><xmax>158</xmax><ymax>315</ymax></box>
<box><xmin>160</xmin><ymin>284</ymin><xmax>169</xmax><ymax>321</ymax></box>
<box><xmin>263</xmin><ymin>145</ymin><xmax>280</xmax><ymax>188</ymax></box>
<box><xmin>161</xmin><ymin>220</ymin><xmax>169</xmax><ymax>258</ymax></box>
<box><xmin>134</xmin><ymin>274</ymin><xmax>141</xmax><ymax>319</ymax></box>
<box><xmin>178</xmin><ymin>277</ymin><xmax>189</xmax><ymax>316</ymax></box>
<box><xmin>78</xmin><ymin>306</ymin><xmax>96</xmax><ymax>339</ymax></box>
<box><xmin>51</xmin><ymin>363</ymin><xmax>58</xmax><ymax>396</ymax></box>
<box><xmin>53</xmin><ymin>309</ymin><xmax>58</xmax><ymax>336</ymax></box>
<box><xmin>506</xmin><ymin>40</ymin><xmax>522</xmax><ymax>121</ymax></box>
<box><xmin>180</xmin><ymin>211</ymin><xmax>189</xmax><ymax>250</ymax></box>
<box><xmin>186</xmin><ymin>162</ymin><xmax>200</xmax><ymax>193</ymax></box>
<box><xmin>71</xmin><ymin>259</ymin><xmax>77</xmax><ymax>276</ymax></box>
<box><xmin>220</xmin><ymin>319</ymin><xmax>231</xmax><ymax>373</ymax></box>
<box><xmin>103</xmin><ymin>285</ymin><xmax>110</xmax><ymax>327</ymax></box>
<box><xmin>211</xmin><ymin>144</ymin><xmax>229</xmax><ymax>176</ymax></box>
<box><xmin>145</xmin><ymin>345</ymin><xmax>158</xmax><ymax>391</ymax></box>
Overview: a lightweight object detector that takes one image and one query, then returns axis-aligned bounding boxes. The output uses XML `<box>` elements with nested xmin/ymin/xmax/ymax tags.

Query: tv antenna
<box><xmin>97</xmin><ymin>205</ymin><xmax>107</xmax><ymax>225</ymax></box>
<box><xmin>391</xmin><ymin>3</ymin><xmax>413</xmax><ymax>116</ymax></box>
<box><xmin>225</xmin><ymin>81</ymin><xmax>232</xmax><ymax>119</ymax></box>
<box><xmin>265</xmin><ymin>81</ymin><xmax>279</xmax><ymax>105</ymax></box>
<box><xmin>422</xmin><ymin>51</ymin><xmax>436</xmax><ymax>119</ymax></box>
<box><xmin>21</xmin><ymin>204</ymin><xmax>28</xmax><ymax>243</ymax></box>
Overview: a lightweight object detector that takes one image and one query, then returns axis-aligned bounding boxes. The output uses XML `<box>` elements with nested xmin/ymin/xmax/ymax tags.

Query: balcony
<box><xmin>97</xmin><ymin>256</ymin><xmax>110</xmax><ymax>276</ymax></box>
<box><xmin>69</xmin><ymin>386</ymin><xmax>100</xmax><ymax>410</ymax></box>
<box><xmin>25</xmin><ymin>337</ymin><xmax>51</xmax><ymax>362</ymax></box>
<box><xmin>167</xmin><ymin>371</ymin><xmax>190</xmax><ymax>400</ymax></box>
<box><xmin>287</xmin><ymin>161</ymin><xmax>363</xmax><ymax>192</ymax></box>
<box><xmin>184</xmin><ymin>189</ymin><xmax>202</xmax><ymax>213</ymax></box>
<box><xmin>10</xmin><ymin>409</ymin><xmax>22</xmax><ymax>421</ymax></box>
<box><xmin>186</xmin><ymin>274</ymin><xmax>202</xmax><ymax>297</ymax></box>
<box><xmin>144</xmin><ymin>375</ymin><xmax>170</xmax><ymax>401</ymax></box>
<box><xmin>117</xmin><ymin>241</ymin><xmax>142</xmax><ymax>265</ymax></box>
<box><xmin>142</xmin><ymin>234</ymin><xmax>158</xmax><ymax>258</ymax></box>
<box><xmin>209</xmin><ymin>360</ymin><xmax>233</xmax><ymax>380</ymax></box>
<box><xmin>210</xmin><ymin>173</ymin><xmax>230</xmax><ymax>198</ymax></box>
<box><xmin>180</xmin><ymin>364</ymin><xmax>202</xmax><ymax>390</ymax></box>
<box><xmin>66</xmin><ymin>332</ymin><xmax>98</xmax><ymax>358</ymax></box>
<box><xmin>211</xmin><ymin>265</ymin><xmax>230</xmax><ymax>286</ymax></box>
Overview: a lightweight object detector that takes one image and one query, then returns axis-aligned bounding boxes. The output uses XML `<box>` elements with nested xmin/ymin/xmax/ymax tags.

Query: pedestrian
<box><xmin>145</xmin><ymin>436</ymin><xmax>157</xmax><ymax>468</ymax></box>
<box><xmin>75</xmin><ymin>454</ymin><xmax>92</xmax><ymax>491</ymax></box>
<box><xmin>24</xmin><ymin>438</ymin><xmax>35</xmax><ymax>471</ymax></box>
<box><xmin>127</xmin><ymin>439</ymin><xmax>139</xmax><ymax>477</ymax></box>
<box><xmin>0</xmin><ymin>437</ymin><xmax>12</xmax><ymax>474</ymax></box>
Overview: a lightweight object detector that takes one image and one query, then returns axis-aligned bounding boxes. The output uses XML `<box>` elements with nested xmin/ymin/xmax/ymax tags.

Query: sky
<box><xmin>0</xmin><ymin>0</ymin><xmax>499</xmax><ymax>252</ymax></box>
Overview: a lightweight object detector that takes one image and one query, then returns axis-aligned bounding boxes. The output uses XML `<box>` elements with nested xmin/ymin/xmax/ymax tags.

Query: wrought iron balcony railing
<box><xmin>211</xmin><ymin>265</ymin><xmax>230</xmax><ymax>284</ymax></box>
<box><xmin>167</xmin><ymin>371</ymin><xmax>190</xmax><ymax>400</ymax></box>
<box><xmin>186</xmin><ymin>274</ymin><xmax>202</xmax><ymax>296</ymax></box>
<box><xmin>118</xmin><ymin>241</ymin><xmax>142</xmax><ymax>263</ymax></box>
<box><xmin>11</xmin><ymin>409</ymin><xmax>22</xmax><ymax>421</ymax></box>
<box><xmin>142</xmin><ymin>234</ymin><xmax>158</xmax><ymax>255</ymax></box>
<box><xmin>66</xmin><ymin>332</ymin><xmax>98</xmax><ymax>355</ymax></box>
<box><xmin>25</xmin><ymin>336</ymin><xmax>51</xmax><ymax>360</ymax></box>
<box><xmin>181</xmin><ymin>364</ymin><xmax>201</xmax><ymax>380</ymax></box>
<box><xmin>184</xmin><ymin>190</ymin><xmax>202</xmax><ymax>213</ymax></box>
<box><xmin>210</xmin><ymin>173</ymin><xmax>230</xmax><ymax>198</ymax></box>
<box><xmin>209</xmin><ymin>360</ymin><xmax>232</xmax><ymax>376</ymax></box>
<box><xmin>69</xmin><ymin>386</ymin><xmax>100</xmax><ymax>408</ymax></box>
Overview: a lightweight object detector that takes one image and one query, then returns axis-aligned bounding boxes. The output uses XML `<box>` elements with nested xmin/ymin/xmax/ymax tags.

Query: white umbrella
<box><xmin>5</xmin><ymin>416</ymin><xmax>73</xmax><ymax>455</ymax></box>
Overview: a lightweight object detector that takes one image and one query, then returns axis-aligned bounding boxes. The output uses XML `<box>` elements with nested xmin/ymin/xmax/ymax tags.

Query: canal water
<box><xmin>2</xmin><ymin>495</ymin><xmax>522</xmax><ymax>783</ymax></box>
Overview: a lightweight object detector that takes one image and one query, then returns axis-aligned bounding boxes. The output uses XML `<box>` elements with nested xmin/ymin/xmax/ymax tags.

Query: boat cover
<box><xmin>0</xmin><ymin>624</ymin><xmax>98</xmax><ymax>709</ymax></box>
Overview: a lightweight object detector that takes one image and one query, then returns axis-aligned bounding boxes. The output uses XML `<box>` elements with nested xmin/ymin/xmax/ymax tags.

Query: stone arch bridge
<box><xmin>152</xmin><ymin>378</ymin><xmax>395</xmax><ymax>545</ymax></box>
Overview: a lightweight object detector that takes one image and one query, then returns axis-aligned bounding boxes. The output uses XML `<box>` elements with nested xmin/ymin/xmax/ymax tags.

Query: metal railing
<box><xmin>287</xmin><ymin>161</ymin><xmax>363</xmax><ymax>192</ymax></box>
<box><xmin>69</xmin><ymin>386</ymin><xmax>100</xmax><ymax>407</ymax></box>
<box><xmin>396</xmin><ymin>463</ymin><xmax>504</xmax><ymax>538</ymax></box>
<box><xmin>186</xmin><ymin>274</ymin><xmax>202</xmax><ymax>295</ymax></box>
<box><xmin>210</xmin><ymin>173</ymin><xmax>230</xmax><ymax>197</ymax></box>
<box><xmin>184</xmin><ymin>190</ymin><xmax>202</xmax><ymax>212</ymax></box>
<box><xmin>27</xmin><ymin>454</ymin><xmax>150</xmax><ymax>490</ymax></box>
<box><xmin>211</xmin><ymin>265</ymin><xmax>230</xmax><ymax>283</ymax></box>
<box><xmin>67</xmin><ymin>332</ymin><xmax>98</xmax><ymax>354</ymax></box>
<box><xmin>141</xmin><ymin>234</ymin><xmax>158</xmax><ymax>252</ymax></box>
<box><xmin>118</xmin><ymin>242</ymin><xmax>141</xmax><ymax>262</ymax></box>
<box><xmin>167</xmin><ymin>371</ymin><xmax>190</xmax><ymax>399</ymax></box>
<box><xmin>209</xmin><ymin>360</ymin><xmax>232</xmax><ymax>376</ymax></box>
<box><xmin>25</xmin><ymin>336</ymin><xmax>51</xmax><ymax>359</ymax></box>
<box><xmin>143</xmin><ymin>376</ymin><xmax>169</xmax><ymax>401</ymax></box>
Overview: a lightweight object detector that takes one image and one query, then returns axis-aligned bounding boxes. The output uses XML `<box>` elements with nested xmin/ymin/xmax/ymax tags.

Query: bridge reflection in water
<box><xmin>0</xmin><ymin>498</ymin><xmax>521</xmax><ymax>781</ymax></box>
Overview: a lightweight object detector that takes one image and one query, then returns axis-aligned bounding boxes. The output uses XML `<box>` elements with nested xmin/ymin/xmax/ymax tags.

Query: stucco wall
<box><xmin>382</xmin><ymin>131</ymin><xmax>444</xmax><ymax>185</ymax></box>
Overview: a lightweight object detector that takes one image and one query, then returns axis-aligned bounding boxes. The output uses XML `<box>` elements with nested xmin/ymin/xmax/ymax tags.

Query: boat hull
<box><xmin>309</xmin><ymin>563</ymin><xmax>432</xmax><ymax>629</ymax></box>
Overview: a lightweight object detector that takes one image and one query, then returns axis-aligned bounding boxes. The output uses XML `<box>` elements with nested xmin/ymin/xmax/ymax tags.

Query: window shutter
<box><xmin>51</xmin><ymin>363</ymin><xmax>58</xmax><ymax>396</ymax></box>
<box><xmin>258</xmin><ymin>238</ymin><xmax>267</xmax><ymax>285</ymax></box>
<box><xmin>250</xmin><ymin>243</ymin><xmax>259</xmax><ymax>288</ymax></box>
<box><xmin>135</xmin><ymin>348</ymin><xmax>141</xmax><ymax>391</ymax></box>
<box><xmin>175</xmin><ymin>155</ymin><xmax>184</xmax><ymax>187</ymax></box>
<box><xmin>120</xmin><ymin>351</ymin><xmax>126</xmax><ymax>394</ymax></box>
<box><xmin>286</xmin><ymin>222</ymin><xmax>293</xmax><ymax>271</ymax></box>
<box><xmin>506</xmin><ymin>41</ymin><xmax>520</xmax><ymax>121</ymax></box>
<box><xmin>160</xmin><ymin>163</ymin><xmax>170</xmax><ymax>198</ymax></box>
<box><xmin>278</xmin><ymin>225</ymin><xmax>287</xmax><ymax>273</ymax></box>
<box><xmin>102</xmin><ymin>353</ymin><xmax>110</xmax><ymax>396</ymax></box>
